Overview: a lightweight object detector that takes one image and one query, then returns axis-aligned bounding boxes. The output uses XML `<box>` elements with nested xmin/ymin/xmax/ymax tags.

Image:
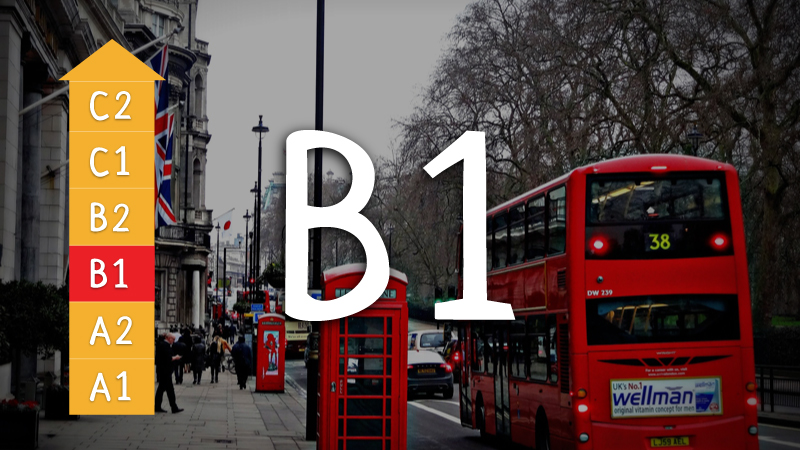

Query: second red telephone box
<box><xmin>318</xmin><ymin>263</ymin><xmax>409</xmax><ymax>450</ymax></box>
<box><xmin>256</xmin><ymin>313</ymin><xmax>285</xmax><ymax>392</ymax></box>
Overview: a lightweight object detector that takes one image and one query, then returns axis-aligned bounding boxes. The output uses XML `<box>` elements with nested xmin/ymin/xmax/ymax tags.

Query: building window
<box><xmin>151</xmin><ymin>14</ymin><xmax>167</xmax><ymax>37</ymax></box>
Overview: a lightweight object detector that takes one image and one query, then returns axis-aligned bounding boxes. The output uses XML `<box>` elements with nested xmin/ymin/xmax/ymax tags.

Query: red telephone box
<box><xmin>318</xmin><ymin>264</ymin><xmax>408</xmax><ymax>450</ymax></box>
<box><xmin>256</xmin><ymin>313</ymin><xmax>285</xmax><ymax>392</ymax></box>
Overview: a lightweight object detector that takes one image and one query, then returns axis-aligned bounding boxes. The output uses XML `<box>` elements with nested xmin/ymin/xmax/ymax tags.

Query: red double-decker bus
<box><xmin>456</xmin><ymin>154</ymin><xmax>758</xmax><ymax>449</ymax></box>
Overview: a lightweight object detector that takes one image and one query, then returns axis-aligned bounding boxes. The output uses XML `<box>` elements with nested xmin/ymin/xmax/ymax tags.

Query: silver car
<box><xmin>407</xmin><ymin>350</ymin><xmax>454</xmax><ymax>399</ymax></box>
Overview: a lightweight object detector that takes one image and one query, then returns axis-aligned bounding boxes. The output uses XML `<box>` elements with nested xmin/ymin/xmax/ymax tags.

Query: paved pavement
<box><xmin>38</xmin><ymin>368</ymin><xmax>314</xmax><ymax>450</ymax></box>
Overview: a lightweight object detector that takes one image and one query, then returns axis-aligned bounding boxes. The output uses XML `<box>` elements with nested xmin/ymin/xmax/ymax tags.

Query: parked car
<box><xmin>441</xmin><ymin>337</ymin><xmax>461</xmax><ymax>383</ymax></box>
<box><xmin>407</xmin><ymin>350</ymin><xmax>454</xmax><ymax>399</ymax></box>
<box><xmin>408</xmin><ymin>329</ymin><xmax>448</xmax><ymax>353</ymax></box>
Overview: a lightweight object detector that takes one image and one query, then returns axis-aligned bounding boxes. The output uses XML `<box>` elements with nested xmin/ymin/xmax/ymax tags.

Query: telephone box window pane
<box><xmin>387</xmin><ymin>317</ymin><xmax>392</xmax><ymax>335</ymax></box>
<box><xmin>338</xmin><ymin>419</ymin><xmax>344</xmax><ymax>436</ymax></box>
<box><xmin>386</xmin><ymin>378</ymin><xmax>392</xmax><ymax>395</ymax></box>
<box><xmin>339</xmin><ymin>358</ymin><xmax>344</xmax><ymax>375</ymax></box>
<box><xmin>386</xmin><ymin>358</ymin><xmax>392</xmax><ymax>376</ymax></box>
<box><xmin>340</xmin><ymin>318</ymin><xmax>346</xmax><ymax>334</ymax></box>
<box><xmin>348</xmin><ymin>317</ymin><xmax>384</xmax><ymax>334</ymax></box>
<box><xmin>347</xmin><ymin>419</ymin><xmax>383</xmax><ymax>437</ymax></box>
<box><xmin>347</xmin><ymin>398</ymin><xmax>383</xmax><ymax>416</ymax></box>
<box><xmin>347</xmin><ymin>358</ymin><xmax>384</xmax><ymax>375</ymax></box>
<box><xmin>385</xmin><ymin>440</ymin><xmax>391</xmax><ymax>450</ymax></box>
<box><xmin>346</xmin><ymin>378</ymin><xmax>383</xmax><ymax>396</ymax></box>
<box><xmin>385</xmin><ymin>398</ymin><xmax>391</xmax><ymax>415</ymax></box>
<box><xmin>338</xmin><ymin>440</ymin><xmax>344</xmax><ymax>450</ymax></box>
<box><xmin>348</xmin><ymin>338</ymin><xmax>384</xmax><ymax>355</ymax></box>
<box><xmin>339</xmin><ymin>398</ymin><xmax>344</xmax><ymax>415</ymax></box>
<box><xmin>385</xmin><ymin>419</ymin><xmax>391</xmax><ymax>437</ymax></box>
<box><xmin>386</xmin><ymin>338</ymin><xmax>392</xmax><ymax>355</ymax></box>
<box><xmin>340</xmin><ymin>338</ymin><xmax>345</xmax><ymax>354</ymax></box>
<box><xmin>346</xmin><ymin>439</ymin><xmax>382</xmax><ymax>450</ymax></box>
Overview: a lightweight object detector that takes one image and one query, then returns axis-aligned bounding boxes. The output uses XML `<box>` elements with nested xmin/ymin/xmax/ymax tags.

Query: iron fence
<box><xmin>756</xmin><ymin>365</ymin><xmax>800</xmax><ymax>412</ymax></box>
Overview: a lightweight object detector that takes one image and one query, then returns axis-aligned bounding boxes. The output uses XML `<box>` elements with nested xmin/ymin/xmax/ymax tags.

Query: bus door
<box><xmin>458</xmin><ymin>324</ymin><xmax>471</xmax><ymax>426</ymax></box>
<box><xmin>493</xmin><ymin>326</ymin><xmax>511</xmax><ymax>440</ymax></box>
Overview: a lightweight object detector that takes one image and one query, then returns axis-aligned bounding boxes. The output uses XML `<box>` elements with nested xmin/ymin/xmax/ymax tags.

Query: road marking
<box><xmin>408</xmin><ymin>401</ymin><xmax>461</xmax><ymax>425</ymax></box>
<box><xmin>760</xmin><ymin>436</ymin><xmax>800</xmax><ymax>448</ymax></box>
<box><xmin>761</xmin><ymin>423</ymin><xmax>800</xmax><ymax>432</ymax></box>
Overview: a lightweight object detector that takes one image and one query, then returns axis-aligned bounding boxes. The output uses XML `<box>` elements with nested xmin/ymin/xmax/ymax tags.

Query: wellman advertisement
<box><xmin>610</xmin><ymin>377</ymin><xmax>723</xmax><ymax>418</ymax></box>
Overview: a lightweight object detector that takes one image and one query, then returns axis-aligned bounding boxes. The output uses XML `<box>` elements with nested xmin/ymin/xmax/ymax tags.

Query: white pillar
<box><xmin>192</xmin><ymin>270</ymin><xmax>200</xmax><ymax>327</ymax></box>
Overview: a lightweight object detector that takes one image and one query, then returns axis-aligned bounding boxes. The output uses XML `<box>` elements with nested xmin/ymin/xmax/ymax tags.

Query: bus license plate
<box><xmin>417</xmin><ymin>368</ymin><xmax>436</xmax><ymax>374</ymax></box>
<box><xmin>650</xmin><ymin>437</ymin><xmax>689</xmax><ymax>447</ymax></box>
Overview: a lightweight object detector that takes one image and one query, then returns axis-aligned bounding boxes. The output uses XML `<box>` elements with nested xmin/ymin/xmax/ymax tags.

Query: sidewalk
<box><xmin>38</xmin><ymin>368</ymin><xmax>314</xmax><ymax>450</ymax></box>
<box><xmin>759</xmin><ymin>405</ymin><xmax>800</xmax><ymax>429</ymax></box>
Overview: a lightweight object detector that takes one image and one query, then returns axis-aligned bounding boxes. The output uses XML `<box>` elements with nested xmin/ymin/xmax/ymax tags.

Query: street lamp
<box><xmin>215</xmin><ymin>222</ymin><xmax>221</xmax><ymax>303</ymax></box>
<box><xmin>243</xmin><ymin>209</ymin><xmax>251</xmax><ymax>294</ymax></box>
<box><xmin>388</xmin><ymin>224</ymin><xmax>394</xmax><ymax>267</ymax></box>
<box><xmin>252</xmin><ymin>116</ymin><xmax>269</xmax><ymax>295</ymax></box>
<box><xmin>687</xmin><ymin>124</ymin><xmax>703</xmax><ymax>156</ymax></box>
<box><xmin>250</xmin><ymin>182</ymin><xmax>259</xmax><ymax>293</ymax></box>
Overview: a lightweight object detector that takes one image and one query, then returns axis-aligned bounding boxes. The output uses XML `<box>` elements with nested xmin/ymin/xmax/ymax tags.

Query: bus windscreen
<box><xmin>586</xmin><ymin>174</ymin><xmax>732</xmax><ymax>259</ymax></box>
<box><xmin>586</xmin><ymin>294</ymin><xmax>740</xmax><ymax>345</ymax></box>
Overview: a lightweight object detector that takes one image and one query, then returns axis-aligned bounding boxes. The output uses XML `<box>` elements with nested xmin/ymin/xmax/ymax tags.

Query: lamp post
<box><xmin>215</xmin><ymin>222</ymin><xmax>221</xmax><ymax>303</ymax></box>
<box><xmin>250</xmin><ymin>183</ymin><xmax>259</xmax><ymax>293</ymax></box>
<box><xmin>251</xmin><ymin>117</ymin><xmax>269</xmax><ymax>295</ymax></box>
<box><xmin>388</xmin><ymin>224</ymin><xmax>394</xmax><ymax>267</ymax></box>
<box><xmin>307</xmin><ymin>0</ymin><xmax>325</xmax><ymax>441</ymax></box>
<box><xmin>687</xmin><ymin>124</ymin><xmax>703</xmax><ymax>156</ymax></box>
<box><xmin>243</xmin><ymin>209</ymin><xmax>251</xmax><ymax>294</ymax></box>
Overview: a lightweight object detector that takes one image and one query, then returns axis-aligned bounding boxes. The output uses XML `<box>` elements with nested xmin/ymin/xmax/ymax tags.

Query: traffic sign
<box><xmin>251</xmin><ymin>303</ymin><xmax>264</xmax><ymax>312</ymax></box>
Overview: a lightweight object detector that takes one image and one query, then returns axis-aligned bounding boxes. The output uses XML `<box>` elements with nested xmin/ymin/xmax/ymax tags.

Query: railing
<box><xmin>195</xmin><ymin>39</ymin><xmax>209</xmax><ymax>54</ymax></box>
<box><xmin>756</xmin><ymin>365</ymin><xmax>800</xmax><ymax>412</ymax></box>
<box><xmin>156</xmin><ymin>225</ymin><xmax>211</xmax><ymax>249</ymax></box>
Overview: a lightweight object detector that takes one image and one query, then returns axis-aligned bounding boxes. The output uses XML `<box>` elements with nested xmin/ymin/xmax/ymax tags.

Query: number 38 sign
<box><xmin>63</xmin><ymin>41</ymin><xmax>161</xmax><ymax>415</ymax></box>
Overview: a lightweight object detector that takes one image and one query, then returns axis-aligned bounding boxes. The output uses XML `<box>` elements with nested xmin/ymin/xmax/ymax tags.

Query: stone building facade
<box><xmin>0</xmin><ymin>0</ymin><xmax>211</xmax><ymax>398</ymax></box>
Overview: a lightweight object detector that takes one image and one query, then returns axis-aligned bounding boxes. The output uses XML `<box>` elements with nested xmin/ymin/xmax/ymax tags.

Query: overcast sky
<box><xmin>196</xmin><ymin>1</ymin><xmax>473</xmax><ymax>235</ymax></box>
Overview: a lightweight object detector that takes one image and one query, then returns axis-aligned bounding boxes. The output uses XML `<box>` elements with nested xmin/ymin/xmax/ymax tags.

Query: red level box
<box><xmin>70</xmin><ymin>246</ymin><xmax>154</xmax><ymax>302</ymax></box>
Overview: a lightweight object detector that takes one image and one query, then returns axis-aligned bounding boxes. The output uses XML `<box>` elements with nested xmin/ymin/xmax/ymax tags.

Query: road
<box><xmin>285</xmin><ymin>348</ymin><xmax>800</xmax><ymax>449</ymax></box>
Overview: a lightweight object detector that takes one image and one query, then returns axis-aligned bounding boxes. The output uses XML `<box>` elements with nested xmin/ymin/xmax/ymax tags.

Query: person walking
<box><xmin>231</xmin><ymin>336</ymin><xmax>252</xmax><ymax>390</ymax></box>
<box><xmin>171</xmin><ymin>333</ymin><xmax>187</xmax><ymax>385</ymax></box>
<box><xmin>209</xmin><ymin>334</ymin><xmax>231</xmax><ymax>383</ymax></box>
<box><xmin>179</xmin><ymin>329</ymin><xmax>192</xmax><ymax>375</ymax></box>
<box><xmin>228</xmin><ymin>323</ymin><xmax>237</xmax><ymax>344</ymax></box>
<box><xmin>191</xmin><ymin>335</ymin><xmax>206</xmax><ymax>385</ymax></box>
<box><xmin>155</xmin><ymin>333</ymin><xmax>184</xmax><ymax>413</ymax></box>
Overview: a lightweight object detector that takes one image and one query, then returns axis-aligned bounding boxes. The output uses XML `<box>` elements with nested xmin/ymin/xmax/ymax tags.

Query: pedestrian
<box><xmin>171</xmin><ymin>333</ymin><xmax>187</xmax><ymax>385</ymax></box>
<box><xmin>209</xmin><ymin>334</ymin><xmax>231</xmax><ymax>383</ymax></box>
<box><xmin>228</xmin><ymin>323</ymin><xmax>237</xmax><ymax>344</ymax></box>
<box><xmin>231</xmin><ymin>335</ymin><xmax>252</xmax><ymax>390</ymax></box>
<box><xmin>179</xmin><ymin>329</ymin><xmax>192</xmax><ymax>374</ymax></box>
<box><xmin>155</xmin><ymin>333</ymin><xmax>184</xmax><ymax>413</ymax></box>
<box><xmin>191</xmin><ymin>335</ymin><xmax>206</xmax><ymax>385</ymax></box>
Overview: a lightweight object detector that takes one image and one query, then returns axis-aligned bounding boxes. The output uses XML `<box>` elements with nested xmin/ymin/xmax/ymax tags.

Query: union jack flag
<box><xmin>148</xmin><ymin>45</ymin><xmax>176</xmax><ymax>228</ymax></box>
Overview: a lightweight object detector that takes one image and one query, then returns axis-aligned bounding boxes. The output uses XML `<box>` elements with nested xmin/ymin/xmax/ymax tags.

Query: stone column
<box><xmin>192</xmin><ymin>269</ymin><xmax>200</xmax><ymax>327</ymax></box>
<box><xmin>39</xmin><ymin>99</ymin><xmax>67</xmax><ymax>285</ymax></box>
<box><xmin>0</xmin><ymin>16</ymin><xmax>22</xmax><ymax>281</ymax></box>
<box><xmin>20</xmin><ymin>91</ymin><xmax>41</xmax><ymax>282</ymax></box>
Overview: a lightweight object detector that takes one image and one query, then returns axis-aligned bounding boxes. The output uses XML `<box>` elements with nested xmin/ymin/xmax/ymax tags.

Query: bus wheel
<box><xmin>476</xmin><ymin>399</ymin><xmax>487</xmax><ymax>439</ymax></box>
<box><xmin>535</xmin><ymin>410</ymin><xmax>551</xmax><ymax>450</ymax></box>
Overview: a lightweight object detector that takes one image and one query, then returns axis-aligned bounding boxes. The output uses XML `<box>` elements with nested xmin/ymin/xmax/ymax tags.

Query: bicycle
<box><xmin>224</xmin><ymin>354</ymin><xmax>236</xmax><ymax>375</ymax></box>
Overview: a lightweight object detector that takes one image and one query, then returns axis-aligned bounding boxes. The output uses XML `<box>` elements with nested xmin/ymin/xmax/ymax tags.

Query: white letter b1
<box><xmin>285</xmin><ymin>131</ymin><xmax>389</xmax><ymax>321</ymax></box>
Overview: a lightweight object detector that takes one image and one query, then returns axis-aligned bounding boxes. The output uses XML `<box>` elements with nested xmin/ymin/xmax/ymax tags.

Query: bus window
<box><xmin>508</xmin><ymin>204</ymin><xmax>525</xmax><ymax>265</ymax></box>
<box><xmin>472</xmin><ymin>324</ymin><xmax>484</xmax><ymax>373</ymax></box>
<box><xmin>526</xmin><ymin>196</ymin><xmax>545</xmax><ymax>261</ymax></box>
<box><xmin>526</xmin><ymin>316</ymin><xmax>548</xmax><ymax>382</ymax></box>
<box><xmin>548</xmin><ymin>186</ymin><xmax>567</xmax><ymax>255</ymax></box>
<box><xmin>486</xmin><ymin>217</ymin><xmax>493</xmax><ymax>271</ymax></box>
<box><xmin>586</xmin><ymin>294</ymin><xmax>740</xmax><ymax>345</ymax></box>
<box><xmin>493</xmin><ymin>213</ymin><xmax>508</xmax><ymax>269</ymax></box>
<box><xmin>510</xmin><ymin>319</ymin><xmax>526</xmax><ymax>379</ymax></box>
<box><xmin>548</xmin><ymin>315</ymin><xmax>558</xmax><ymax>384</ymax></box>
<box><xmin>485</xmin><ymin>324</ymin><xmax>495</xmax><ymax>375</ymax></box>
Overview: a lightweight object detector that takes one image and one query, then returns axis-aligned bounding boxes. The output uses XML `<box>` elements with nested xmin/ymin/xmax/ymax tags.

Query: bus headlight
<box><xmin>748</xmin><ymin>426</ymin><xmax>757</xmax><ymax>435</ymax></box>
<box><xmin>579</xmin><ymin>433</ymin><xmax>590</xmax><ymax>443</ymax></box>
